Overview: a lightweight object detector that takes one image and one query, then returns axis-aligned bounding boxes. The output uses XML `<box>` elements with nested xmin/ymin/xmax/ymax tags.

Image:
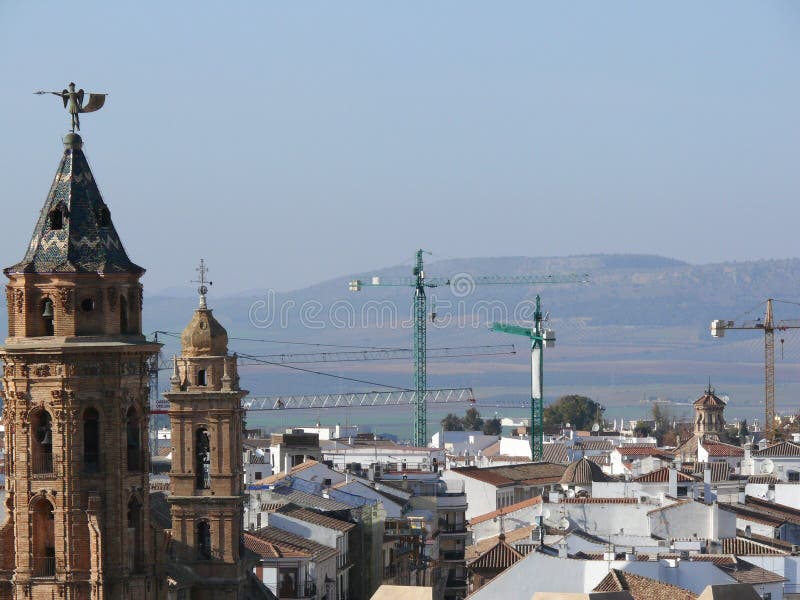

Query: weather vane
<box><xmin>34</xmin><ymin>82</ymin><xmax>107</xmax><ymax>132</ymax></box>
<box><xmin>192</xmin><ymin>259</ymin><xmax>213</xmax><ymax>309</ymax></box>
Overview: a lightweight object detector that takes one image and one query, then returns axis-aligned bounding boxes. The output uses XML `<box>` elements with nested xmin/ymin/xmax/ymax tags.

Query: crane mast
<box><xmin>350</xmin><ymin>250</ymin><xmax>586</xmax><ymax>446</ymax></box>
<box><xmin>711</xmin><ymin>298</ymin><xmax>800</xmax><ymax>438</ymax></box>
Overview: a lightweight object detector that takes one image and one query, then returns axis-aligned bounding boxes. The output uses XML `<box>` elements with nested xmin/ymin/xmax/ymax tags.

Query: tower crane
<box><xmin>490</xmin><ymin>295</ymin><xmax>554</xmax><ymax>460</ymax></box>
<box><xmin>350</xmin><ymin>250</ymin><xmax>587</xmax><ymax>446</ymax></box>
<box><xmin>711</xmin><ymin>299</ymin><xmax>800</xmax><ymax>437</ymax></box>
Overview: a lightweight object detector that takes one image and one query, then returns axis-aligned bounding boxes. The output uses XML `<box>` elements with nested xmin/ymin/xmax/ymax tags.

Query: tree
<box><xmin>633</xmin><ymin>421</ymin><xmax>653</xmax><ymax>437</ymax></box>
<box><xmin>483</xmin><ymin>418</ymin><xmax>502</xmax><ymax>436</ymax></box>
<box><xmin>651</xmin><ymin>403</ymin><xmax>671</xmax><ymax>433</ymax></box>
<box><xmin>463</xmin><ymin>407</ymin><xmax>484</xmax><ymax>431</ymax></box>
<box><xmin>441</xmin><ymin>413</ymin><xmax>464</xmax><ymax>431</ymax></box>
<box><xmin>543</xmin><ymin>395</ymin><xmax>604</xmax><ymax>430</ymax></box>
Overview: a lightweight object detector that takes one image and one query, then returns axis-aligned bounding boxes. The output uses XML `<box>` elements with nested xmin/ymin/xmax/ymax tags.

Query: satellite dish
<box><xmin>565</xmin><ymin>422</ymin><xmax>572</xmax><ymax>429</ymax></box>
<box><xmin>761</xmin><ymin>459</ymin><xmax>775</xmax><ymax>475</ymax></box>
<box><xmin>591</xmin><ymin>424</ymin><xmax>600</xmax><ymax>433</ymax></box>
<box><xmin>559</xmin><ymin>516</ymin><xmax>570</xmax><ymax>530</ymax></box>
<box><xmin>255</xmin><ymin>448</ymin><xmax>265</xmax><ymax>457</ymax></box>
<box><xmin>566</xmin><ymin>489</ymin><xmax>576</xmax><ymax>498</ymax></box>
<box><xmin>542</xmin><ymin>509</ymin><xmax>551</xmax><ymax>520</ymax></box>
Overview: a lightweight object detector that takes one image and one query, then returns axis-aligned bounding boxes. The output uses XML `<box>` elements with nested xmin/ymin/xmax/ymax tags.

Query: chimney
<box><xmin>284</xmin><ymin>454</ymin><xmax>291</xmax><ymax>476</ymax></box>
<box><xmin>703</xmin><ymin>469</ymin><xmax>715</xmax><ymax>504</ymax></box>
<box><xmin>668</xmin><ymin>467</ymin><xmax>678</xmax><ymax>498</ymax></box>
<box><xmin>558</xmin><ymin>539</ymin><xmax>568</xmax><ymax>558</ymax></box>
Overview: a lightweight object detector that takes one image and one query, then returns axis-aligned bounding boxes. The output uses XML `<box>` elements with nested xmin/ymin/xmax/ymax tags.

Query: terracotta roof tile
<box><xmin>561</xmin><ymin>497</ymin><xmax>639</xmax><ymax>504</ymax></box>
<box><xmin>753</xmin><ymin>441</ymin><xmax>800</xmax><ymax>457</ymax></box>
<box><xmin>467</xmin><ymin>537</ymin><xmax>523</xmax><ymax>571</ymax></box>
<box><xmin>279</xmin><ymin>506</ymin><xmax>356</xmax><ymax>532</ymax></box>
<box><xmin>634</xmin><ymin>466</ymin><xmax>696</xmax><ymax>483</ymax></box>
<box><xmin>470</xmin><ymin>496</ymin><xmax>542</xmax><ymax>525</ymax></box>
<box><xmin>717</xmin><ymin>558</ymin><xmax>788</xmax><ymax>584</ymax></box>
<box><xmin>244</xmin><ymin>527</ymin><xmax>338</xmax><ymax>561</ymax></box>
<box><xmin>559</xmin><ymin>457</ymin><xmax>614</xmax><ymax>484</ymax></box>
<box><xmin>451</xmin><ymin>462</ymin><xmax>566</xmax><ymax>487</ymax></box>
<box><xmin>701</xmin><ymin>440</ymin><xmax>744</xmax><ymax>457</ymax></box>
<box><xmin>614</xmin><ymin>446</ymin><xmax>673</xmax><ymax>458</ymax></box>
<box><xmin>593</xmin><ymin>568</ymin><xmax>698</xmax><ymax>600</ymax></box>
<box><xmin>541</xmin><ymin>443</ymin><xmax>569</xmax><ymax>464</ymax></box>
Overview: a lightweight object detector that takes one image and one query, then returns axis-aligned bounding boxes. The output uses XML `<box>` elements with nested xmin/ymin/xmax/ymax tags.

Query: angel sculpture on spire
<box><xmin>35</xmin><ymin>82</ymin><xmax>107</xmax><ymax>132</ymax></box>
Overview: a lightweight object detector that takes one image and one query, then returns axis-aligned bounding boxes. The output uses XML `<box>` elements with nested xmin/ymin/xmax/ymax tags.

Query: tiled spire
<box><xmin>5</xmin><ymin>133</ymin><xmax>143</xmax><ymax>275</ymax></box>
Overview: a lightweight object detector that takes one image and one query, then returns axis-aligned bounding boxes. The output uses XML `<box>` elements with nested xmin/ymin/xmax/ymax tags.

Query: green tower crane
<box><xmin>350</xmin><ymin>250</ymin><xmax>586</xmax><ymax>447</ymax></box>
<box><xmin>491</xmin><ymin>295</ymin><xmax>553</xmax><ymax>460</ymax></box>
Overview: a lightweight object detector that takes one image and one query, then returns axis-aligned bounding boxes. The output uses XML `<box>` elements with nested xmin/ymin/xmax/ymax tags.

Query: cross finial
<box><xmin>192</xmin><ymin>259</ymin><xmax>212</xmax><ymax>309</ymax></box>
<box><xmin>707</xmin><ymin>377</ymin><xmax>714</xmax><ymax>395</ymax></box>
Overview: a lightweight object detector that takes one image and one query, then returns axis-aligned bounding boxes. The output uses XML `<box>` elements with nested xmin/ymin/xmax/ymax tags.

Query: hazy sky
<box><xmin>2</xmin><ymin>2</ymin><xmax>799</xmax><ymax>294</ymax></box>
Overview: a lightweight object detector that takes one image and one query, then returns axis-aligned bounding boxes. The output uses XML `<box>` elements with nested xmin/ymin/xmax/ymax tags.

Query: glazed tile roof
<box><xmin>6</xmin><ymin>136</ymin><xmax>143</xmax><ymax>275</ymax></box>
<box><xmin>634</xmin><ymin>466</ymin><xmax>696</xmax><ymax>483</ymax></box>
<box><xmin>559</xmin><ymin>457</ymin><xmax>615</xmax><ymax>484</ymax></box>
<box><xmin>451</xmin><ymin>462</ymin><xmax>567</xmax><ymax>487</ymax></box>
<box><xmin>593</xmin><ymin>568</ymin><xmax>698</xmax><ymax>600</ymax></box>
<box><xmin>700</xmin><ymin>440</ymin><xmax>744</xmax><ymax>457</ymax></box>
<box><xmin>753</xmin><ymin>441</ymin><xmax>800</xmax><ymax>457</ymax></box>
<box><xmin>470</xmin><ymin>496</ymin><xmax>542</xmax><ymax>525</ymax></box>
<box><xmin>244</xmin><ymin>526</ymin><xmax>338</xmax><ymax>561</ymax></box>
<box><xmin>694</xmin><ymin>390</ymin><xmax>726</xmax><ymax>408</ymax></box>
<box><xmin>467</xmin><ymin>536</ymin><xmax>523</xmax><ymax>571</ymax></box>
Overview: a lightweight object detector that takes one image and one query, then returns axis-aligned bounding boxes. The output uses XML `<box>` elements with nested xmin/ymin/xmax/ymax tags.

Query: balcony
<box><xmin>438</xmin><ymin>520</ymin><xmax>467</xmax><ymax>535</ymax></box>
<box><xmin>440</xmin><ymin>550</ymin><xmax>465</xmax><ymax>561</ymax></box>
<box><xmin>446</xmin><ymin>575</ymin><xmax>467</xmax><ymax>589</ymax></box>
<box><xmin>31</xmin><ymin>454</ymin><xmax>54</xmax><ymax>479</ymax></box>
<box><xmin>32</xmin><ymin>555</ymin><xmax>55</xmax><ymax>578</ymax></box>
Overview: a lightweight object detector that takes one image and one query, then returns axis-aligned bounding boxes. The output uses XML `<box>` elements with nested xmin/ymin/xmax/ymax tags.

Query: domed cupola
<box><xmin>180</xmin><ymin>258</ymin><xmax>228</xmax><ymax>357</ymax></box>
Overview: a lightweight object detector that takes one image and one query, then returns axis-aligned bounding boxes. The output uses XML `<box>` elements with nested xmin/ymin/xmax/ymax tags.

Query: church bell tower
<box><xmin>163</xmin><ymin>262</ymin><xmax>248</xmax><ymax>599</ymax></box>
<box><xmin>0</xmin><ymin>132</ymin><xmax>161</xmax><ymax>599</ymax></box>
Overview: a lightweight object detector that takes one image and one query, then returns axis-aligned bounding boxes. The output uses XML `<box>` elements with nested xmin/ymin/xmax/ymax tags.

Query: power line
<box><xmin>235</xmin><ymin>352</ymin><xmax>410</xmax><ymax>391</ymax></box>
<box><xmin>152</xmin><ymin>330</ymin><xmax>405</xmax><ymax>351</ymax></box>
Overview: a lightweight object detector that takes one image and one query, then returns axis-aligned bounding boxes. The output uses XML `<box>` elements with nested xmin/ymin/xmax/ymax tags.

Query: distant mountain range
<box><xmin>4</xmin><ymin>254</ymin><xmax>800</xmax><ymax>426</ymax></box>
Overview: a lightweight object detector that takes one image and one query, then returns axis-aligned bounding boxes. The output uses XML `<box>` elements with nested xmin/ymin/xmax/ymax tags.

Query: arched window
<box><xmin>31</xmin><ymin>498</ymin><xmax>55</xmax><ymax>577</ymax></box>
<box><xmin>31</xmin><ymin>410</ymin><xmax>54</xmax><ymax>476</ymax></box>
<box><xmin>119</xmin><ymin>295</ymin><xmax>129</xmax><ymax>334</ymax></box>
<box><xmin>83</xmin><ymin>408</ymin><xmax>100</xmax><ymax>473</ymax></box>
<box><xmin>197</xmin><ymin>369</ymin><xmax>207</xmax><ymax>386</ymax></box>
<box><xmin>41</xmin><ymin>298</ymin><xmax>54</xmax><ymax>336</ymax></box>
<box><xmin>195</xmin><ymin>427</ymin><xmax>210</xmax><ymax>489</ymax></box>
<box><xmin>127</xmin><ymin>497</ymin><xmax>143</xmax><ymax>572</ymax></box>
<box><xmin>126</xmin><ymin>408</ymin><xmax>141</xmax><ymax>472</ymax></box>
<box><xmin>197</xmin><ymin>520</ymin><xmax>212</xmax><ymax>560</ymax></box>
<box><xmin>48</xmin><ymin>207</ymin><xmax>63</xmax><ymax>230</ymax></box>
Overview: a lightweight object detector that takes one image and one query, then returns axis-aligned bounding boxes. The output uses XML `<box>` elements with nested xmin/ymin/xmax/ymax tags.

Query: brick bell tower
<box><xmin>0</xmin><ymin>133</ymin><xmax>161</xmax><ymax>599</ymax></box>
<box><xmin>163</xmin><ymin>261</ymin><xmax>248</xmax><ymax>599</ymax></box>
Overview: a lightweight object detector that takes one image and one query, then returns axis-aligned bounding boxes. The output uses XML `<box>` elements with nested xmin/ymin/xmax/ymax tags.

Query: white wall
<box><xmin>499</xmin><ymin>437</ymin><xmax>533</xmax><ymax>459</ymax></box>
<box><xmin>648</xmin><ymin>501</ymin><xmax>735</xmax><ymax>540</ymax></box>
<box><xmin>471</xmin><ymin>501</ymin><xmax>542</xmax><ymax>541</ymax></box>
<box><xmin>559</xmin><ymin>502</ymin><xmax>652</xmax><ymax>537</ymax></box>
<box><xmin>444</xmin><ymin>471</ymin><xmax>499</xmax><ymax>520</ymax></box>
